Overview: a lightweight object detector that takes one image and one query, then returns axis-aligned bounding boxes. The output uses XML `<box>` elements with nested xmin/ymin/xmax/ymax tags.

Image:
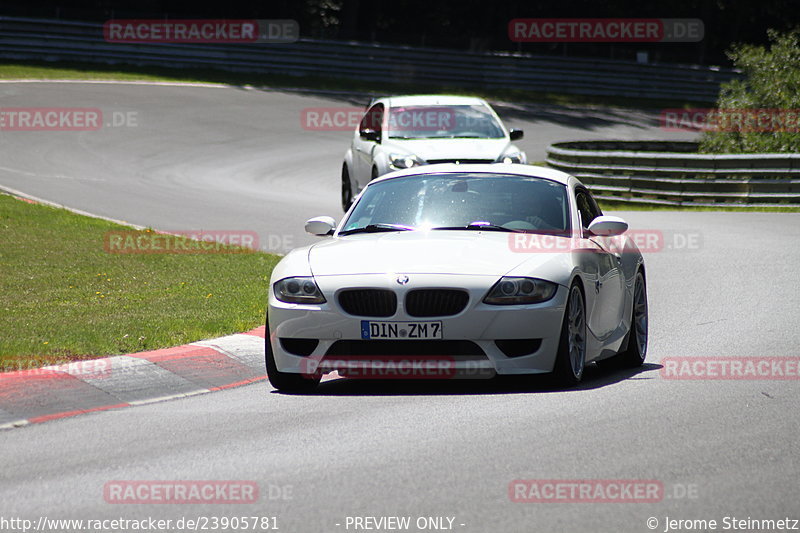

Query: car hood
<box><xmin>308</xmin><ymin>231</ymin><xmax>563</xmax><ymax>277</ymax></box>
<box><xmin>385</xmin><ymin>138</ymin><xmax>511</xmax><ymax>162</ymax></box>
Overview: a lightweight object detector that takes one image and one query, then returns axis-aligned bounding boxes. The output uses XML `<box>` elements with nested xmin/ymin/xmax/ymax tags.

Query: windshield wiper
<box><xmin>338</xmin><ymin>223</ymin><xmax>416</xmax><ymax>236</ymax></box>
<box><xmin>431</xmin><ymin>222</ymin><xmax>521</xmax><ymax>233</ymax></box>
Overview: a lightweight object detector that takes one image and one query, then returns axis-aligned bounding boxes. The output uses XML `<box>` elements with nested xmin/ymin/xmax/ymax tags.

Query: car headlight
<box><xmin>389</xmin><ymin>153</ymin><xmax>424</xmax><ymax>169</ymax></box>
<box><xmin>483</xmin><ymin>277</ymin><xmax>557</xmax><ymax>305</ymax></box>
<box><xmin>273</xmin><ymin>277</ymin><xmax>326</xmax><ymax>304</ymax></box>
<box><xmin>497</xmin><ymin>150</ymin><xmax>526</xmax><ymax>164</ymax></box>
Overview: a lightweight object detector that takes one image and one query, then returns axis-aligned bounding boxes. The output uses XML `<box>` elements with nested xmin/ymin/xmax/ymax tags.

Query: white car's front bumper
<box><xmin>268</xmin><ymin>274</ymin><xmax>568</xmax><ymax>377</ymax></box>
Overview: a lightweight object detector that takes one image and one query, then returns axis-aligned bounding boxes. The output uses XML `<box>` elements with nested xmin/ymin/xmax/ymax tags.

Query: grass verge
<box><xmin>0</xmin><ymin>193</ymin><xmax>279</xmax><ymax>371</ymax></box>
<box><xmin>0</xmin><ymin>59</ymin><xmax>709</xmax><ymax>109</ymax></box>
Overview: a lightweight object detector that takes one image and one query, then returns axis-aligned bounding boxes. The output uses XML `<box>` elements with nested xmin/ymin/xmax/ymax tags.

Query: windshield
<box><xmin>387</xmin><ymin>104</ymin><xmax>505</xmax><ymax>139</ymax></box>
<box><xmin>341</xmin><ymin>173</ymin><xmax>569</xmax><ymax>234</ymax></box>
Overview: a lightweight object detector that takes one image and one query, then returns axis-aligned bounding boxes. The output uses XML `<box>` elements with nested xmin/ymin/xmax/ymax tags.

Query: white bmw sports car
<box><xmin>267</xmin><ymin>164</ymin><xmax>648</xmax><ymax>392</ymax></box>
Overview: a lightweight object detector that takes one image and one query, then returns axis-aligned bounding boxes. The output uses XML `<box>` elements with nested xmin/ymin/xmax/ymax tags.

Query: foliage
<box><xmin>699</xmin><ymin>29</ymin><xmax>800</xmax><ymax>153</ymax></box>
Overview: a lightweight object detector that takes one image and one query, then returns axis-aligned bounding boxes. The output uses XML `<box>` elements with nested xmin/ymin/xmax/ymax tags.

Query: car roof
<box><xmin>369</xmin><ymin>163</ymin><xmax>577</xmax><ymax>187</ymax></box>
<box><xmin>378</xmin><ymin>95</ymin><xmax>490</xmax><ymax>107</ymax></box>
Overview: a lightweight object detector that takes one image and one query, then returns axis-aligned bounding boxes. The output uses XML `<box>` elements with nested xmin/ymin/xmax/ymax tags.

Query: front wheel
<box><xmin>618</xmin><ymin>270</ymin><xmax>648</xmax><ymax>367</ymax></box>
<box><xmin>341</xmin><ymin>164</ymin><xmax>353</xmax><ymax>212</ymax></box>
<box><xmin>265</xmin><ymin>324</ymin><xmax>320</xmax><ymax>393</ymax></box>
<box><xmin>552</xmin><ymin>283</ymin><xmax>587</xmax><ymax>386</ymax></box>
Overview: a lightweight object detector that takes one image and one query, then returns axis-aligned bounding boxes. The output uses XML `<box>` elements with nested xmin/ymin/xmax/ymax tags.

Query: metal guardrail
<box><xmin>546</xmin><ymin>141</ymin><xmax>800</xmax><ymax>207</ymax></box>
<box><xmin>0</xmin><ymin>16</ymin><xmax>739</xmax><ymax>102</ymax></box>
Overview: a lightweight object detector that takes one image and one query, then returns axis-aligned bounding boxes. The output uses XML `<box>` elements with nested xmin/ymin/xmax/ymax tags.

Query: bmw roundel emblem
<box><xmin>396</xmin><ymin>275</ymin><xmax>409</xmax><ymax>285</ymax></box>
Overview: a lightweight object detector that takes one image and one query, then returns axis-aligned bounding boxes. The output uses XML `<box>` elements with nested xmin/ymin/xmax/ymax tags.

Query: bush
<box><xmin>699</xmin><ymin>29</ymin><xmax>800</xmax><ymax>153</ymax></box>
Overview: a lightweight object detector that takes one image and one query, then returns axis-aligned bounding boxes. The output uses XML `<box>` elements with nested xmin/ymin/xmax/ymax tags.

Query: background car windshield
<box><xmin>342</xmin><ymin>174</ymin><xmax>569</xmax><ymax>233</ymax></box>
<box><xmin>387</xmin><ymin>105</ymin><xmax>505</xmax><ymax>139</ymax></box>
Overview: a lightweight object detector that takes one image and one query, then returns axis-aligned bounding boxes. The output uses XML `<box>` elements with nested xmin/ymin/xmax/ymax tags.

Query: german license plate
<box><xmin>361</xmin><ymin>320</ymin><xmax>443</xmax><ymax>340</ymax></box>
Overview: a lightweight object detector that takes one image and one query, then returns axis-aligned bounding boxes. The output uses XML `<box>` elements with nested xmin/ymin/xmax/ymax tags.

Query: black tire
<box><xmin>370</xmin><ymin>166</ymin><xmax>379</xmax><ymax>181</ymax></box>
<box><xmin>618</xmin><ymin>270</ymin><xmax>648</xmax><ymax>367</ymax></box>
<box><xmin>341</xmin><ymin>164</ymin><xmax>353</xmax><ymax>212</ymax></box>
<box><xmin>597</xmin><ymin>270</ymin><xmax>648</xmax><ymax>370</ymax></box>
<box><xmin>552</xmin><ymin>282</ymin><xmax>587</xmax><ymax>386</ymax></box>
<box><xmin>265</xmin><ymin>322</ymin><xmax>320</xmax><ymax>393</ymax></box>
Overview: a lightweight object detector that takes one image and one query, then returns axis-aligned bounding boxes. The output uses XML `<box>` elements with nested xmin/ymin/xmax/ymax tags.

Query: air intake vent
<box><xmin>338</xmin><ymin>289</ymin><xmax>397</xmax><ymax>317</ymax></box>
<box><xmin>279</xmin><ymin>338</ymin><xmax>319</xmax><ymax>356</ymax></box>
<box><xmin>495</xmin><ymin>339</ymin><xmax>541</xmax><ymax>358</ymax></box>
<box><xmin>426</xmin><ymin>159</ymin><xmax>494</xmax><ymax>164</ymax></box>
<box><xmin>405</xmin><ymin>289</ymin><xmax>469</xmax><ymax>317</ymax></box>
<box><xmin>325</xmin><ymin>340</ymin><xmax>485</xmax><ymax>357</ymax></box>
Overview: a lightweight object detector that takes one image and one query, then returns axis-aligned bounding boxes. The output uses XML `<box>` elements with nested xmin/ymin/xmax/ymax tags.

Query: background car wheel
<box><xmin>341</xmin><ymin>165</ymin><xmax>353</xmax><ymax>212</ymax></box>
<box><xmin>371</xmin><ymin>166</ymin><xmax>379</xmax><ymax>181</ymax></box>
<box><xmin>553</xmin><ymin>282</ymin><xmax>587</xmax><ymax>386</ymax></box>
<box><xmin>265</xmin><ymin>321</ymin><xmax>320</xmax><ymax>393</ymax></box>
<box><xmin>597</xmin><ymin>270</ymin><xmax>648</xmax><ymax>370</ymax></box>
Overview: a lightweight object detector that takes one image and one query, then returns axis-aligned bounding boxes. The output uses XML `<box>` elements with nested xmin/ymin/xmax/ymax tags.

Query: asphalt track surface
<box><xmin>0</xmin><ymin>81</ymin><xmax>697</xmax><ymax>252</ymax></box>
<box><xmin>2</xmin><ymin>82</ymin><xmax>799</xmax><ymax>533</ymax></box>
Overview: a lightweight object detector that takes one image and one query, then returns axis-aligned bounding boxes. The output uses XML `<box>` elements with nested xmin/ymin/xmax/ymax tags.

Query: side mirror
<box><xmin>588</xmin><ymin>215</ymin><xmax>628</xmax><ymax>237</ymax></box>
<box><xmin>509</xmin><ymin>129</ymin><xmax>524</xmax><ymax>141</ymax></box>
<box><xmin>305</xmin><ymin>216</ymin><xmax>336</xmax><ymax>236</ymax></box>
<box><xmin>360</xmin><ymin>129</ymin><xmax>380</xmax><ymax>142</ymax></box>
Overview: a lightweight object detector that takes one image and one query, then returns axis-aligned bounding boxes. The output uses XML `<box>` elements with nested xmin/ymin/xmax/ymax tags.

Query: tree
<box><xmin>699</xmin><ymin>29</ymin><xmax>800</xmax><ymax>153</ymax></box>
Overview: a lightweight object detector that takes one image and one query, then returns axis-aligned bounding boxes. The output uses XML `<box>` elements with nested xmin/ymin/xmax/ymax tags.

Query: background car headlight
<box><xmin>389</xmin><ymin>153</ymin><xmax>423</xmax><ymax>169</ymax></box>
<box><xmin>273</xmin><ymin>277</ymin><xmax>326</xmax><ymax>304</ymax></box>
<box><xmin>483</xmin><ymin>277</ymin><xmax>557</xmax><ymax>305</ymax></box>
<box><xmin>497</xmin><ymin>150</ymin><xmax>526</xmax><ymax>164</ymax></box>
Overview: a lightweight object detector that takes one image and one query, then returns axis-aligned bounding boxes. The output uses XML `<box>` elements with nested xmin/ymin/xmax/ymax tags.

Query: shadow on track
<box><xmin>491</xmin><ymin>102</ymin><xmax>661</xmax><ymax>131</ymax></box>
<box><xmin>273</xmin><ymin>362</ymin><xmax>662</xmax><ymax>396</ymax></box>
<box><xmin>239</xmin><ymin>86</ymin><xmax>662</xmax><ymax>131</ymax></box>
<box><xmin>241</xmin><ymin>85</ymin><xmax>373</xmax><ymax>108</ymax></box>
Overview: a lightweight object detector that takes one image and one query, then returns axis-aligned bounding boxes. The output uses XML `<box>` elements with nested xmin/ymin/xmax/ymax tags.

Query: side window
<box><xmin>585</xmin><ymin>189</ymin><xmax>603</xmax><ymax>219</ymax></box>
<box><xmin>359</xmin><ymin>103</ymin><xmax>383</xmax><ymax>137</ymax></box>
<box><xmin>575</xmin><ymin>189</ymin><xmax>601</xmax><ymax>230</ymax></box>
